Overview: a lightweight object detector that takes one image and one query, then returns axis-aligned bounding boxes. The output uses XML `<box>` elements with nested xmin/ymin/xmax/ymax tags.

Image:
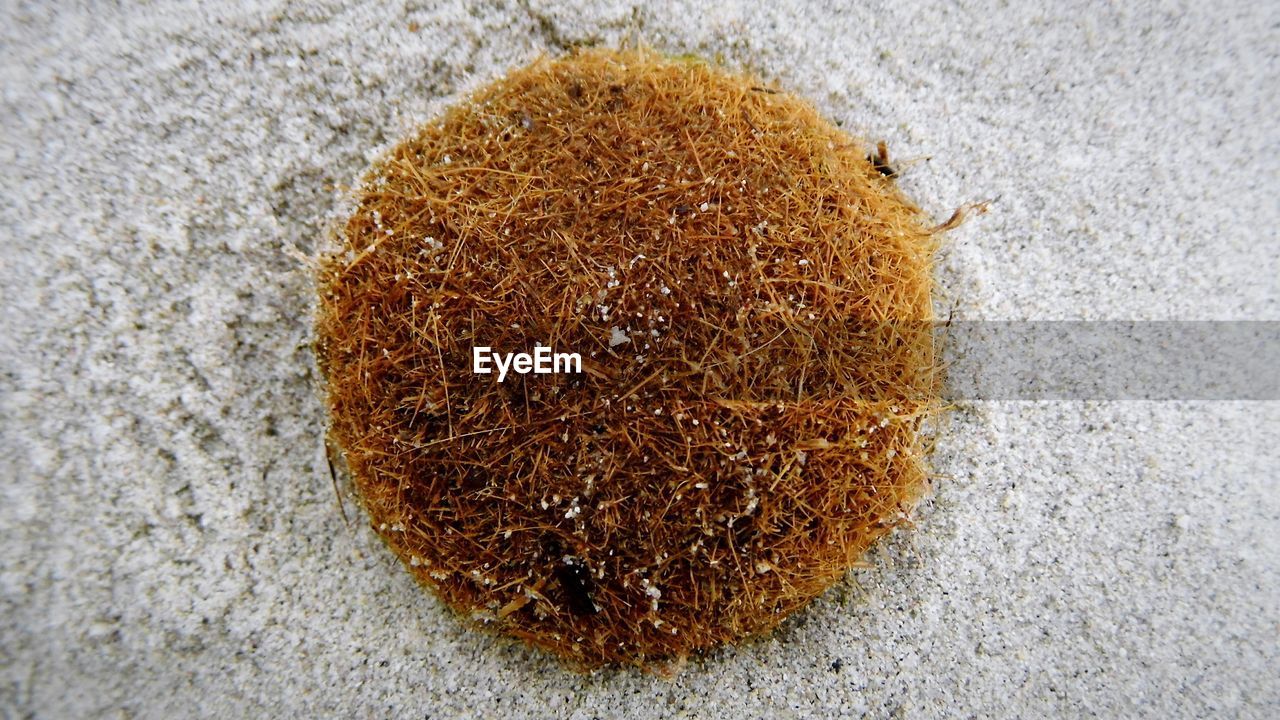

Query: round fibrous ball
<box><xmin>316</xmin><ymin>48</ymin><xmax>941</xmax><ymax>669</ymax></box>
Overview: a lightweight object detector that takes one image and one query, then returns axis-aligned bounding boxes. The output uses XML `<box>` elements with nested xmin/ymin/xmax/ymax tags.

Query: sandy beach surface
<box><xmin>1</xmin><ymin>1</ymin><xmax>1277</xmax><ymax>717</ymax></box>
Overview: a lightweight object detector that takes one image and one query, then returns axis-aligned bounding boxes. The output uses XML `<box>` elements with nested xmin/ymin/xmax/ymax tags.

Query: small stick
<box><xmin>325</xmin><ymin>436</ymin><xmax>350</xmax><ymax>528</ymax></box>
<box><xmin>930</xmin><ymin>199</ymin><xmax>993</xmax><ymax>233</ymax></box>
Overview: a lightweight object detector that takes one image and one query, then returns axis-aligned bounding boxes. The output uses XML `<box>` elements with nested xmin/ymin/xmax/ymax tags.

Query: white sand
<box><xmin>2</xmin><ymin>1</ymin><xmax>1277</xmax><ymax>717</ymax></box>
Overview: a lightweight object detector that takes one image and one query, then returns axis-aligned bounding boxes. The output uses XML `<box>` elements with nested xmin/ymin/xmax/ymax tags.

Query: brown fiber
<box><xmin>315</xmin><ymin>48</ymin><xmax>942</xmax><ymax>670</ymax></box>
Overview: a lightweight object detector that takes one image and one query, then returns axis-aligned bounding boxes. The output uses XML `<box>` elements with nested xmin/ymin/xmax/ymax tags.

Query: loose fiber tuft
<box><xmin>316</xmin><ymin>48</ymin><xmax>942</xmax><ymax>669</ymax></box>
